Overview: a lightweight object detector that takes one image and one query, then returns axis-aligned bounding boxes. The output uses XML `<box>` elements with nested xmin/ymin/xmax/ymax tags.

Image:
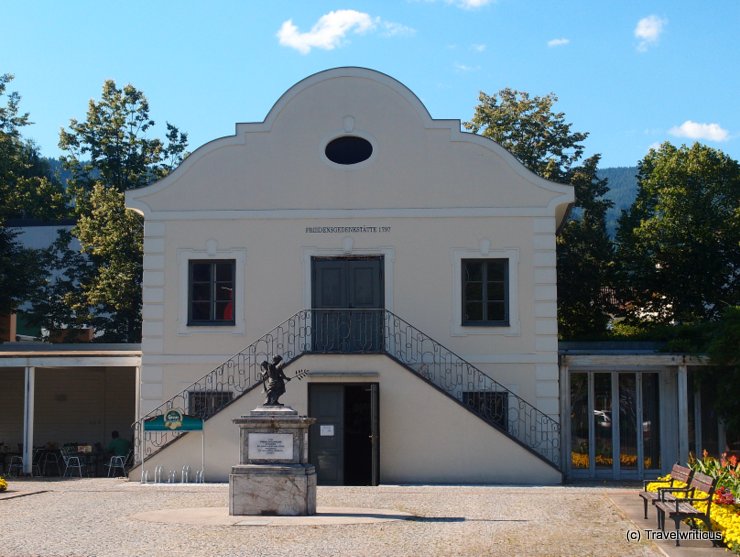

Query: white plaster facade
<box><xmin>125</xmin><ymin>67</ymin><xmax>574</xmax><ymax>484</ymax></box>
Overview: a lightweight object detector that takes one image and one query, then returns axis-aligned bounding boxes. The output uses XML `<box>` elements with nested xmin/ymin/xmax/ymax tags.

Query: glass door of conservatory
<box><xmin>569</xmin><ymin>371</ymin><xmax>662</xmax><ymax>479</ymax></box>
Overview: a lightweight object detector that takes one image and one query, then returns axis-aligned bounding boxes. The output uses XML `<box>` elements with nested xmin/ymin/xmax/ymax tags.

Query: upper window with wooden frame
<box><xmin>188</xmin><ymin>260</ymin><xmax>235</xmax><ymax>326</ymax></box>
<box><xmin>462</xmin><ymin>259</ymin><xmax>509</xmax><ymax>326</ymax></box>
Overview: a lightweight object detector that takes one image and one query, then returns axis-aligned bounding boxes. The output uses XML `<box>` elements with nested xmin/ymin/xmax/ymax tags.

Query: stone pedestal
<box><xmin>229</xmin><ymin>406</ymin><xmax>317</xmax><ymax>516</ymax></box>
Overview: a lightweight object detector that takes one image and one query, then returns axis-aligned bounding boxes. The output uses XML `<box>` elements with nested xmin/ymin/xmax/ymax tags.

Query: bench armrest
<box><xmin>659</xmin><ymin>487</ymin><xmax>691</xmax><ymax>501</ymax></box>
<box><xmin>683</xmin><ymin>492</ymin><xmax>712</xmax><ymax>504</ymax></box>
<box><xmin>643</xmin><ymin>478</ymin><xmax>672</xmax><ymax>490</ymax></box>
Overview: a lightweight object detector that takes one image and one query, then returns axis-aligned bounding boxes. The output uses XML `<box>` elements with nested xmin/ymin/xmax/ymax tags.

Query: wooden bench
<box><xmin>638</xmin><ymin>462</ymin><xmax>693</xmax><ymax>519</ymax></box>
<box><xmin>654</xmin><ymin>470</ymin><xmax>717</xmax><ymax>547</ymax></box>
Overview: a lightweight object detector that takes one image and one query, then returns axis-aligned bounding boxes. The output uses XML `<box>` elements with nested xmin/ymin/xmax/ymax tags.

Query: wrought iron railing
<box><xmin>383</xmin><ymin>310</ymin><xmax>561</xmax><ymax>468</ymax></box>
<box><xmin>132</xmin><ymin>310</ymin><xmax>312</xmax><ymax>465</ymax></box>
<box><xmin>132</xmin><ymin>309</ymin><xmax>560</xmax><ymax>469</ymax></box>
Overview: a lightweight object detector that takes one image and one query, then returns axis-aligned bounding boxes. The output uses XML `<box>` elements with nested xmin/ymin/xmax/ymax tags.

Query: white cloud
<box><xmin>277</xmin><ymin>10</ymin><xmax>377</xmax><ymax>54</ymax></box>
<box><xmin>635</xmin><ymin>15</ymin><xmax>667</xmax><ymax>52</ymax></box>
<box><xmin>668</xmin><ymin>120</ymin><xmax>729</xmax><ymax>142</ymax></box>
<box><xmin>547</xmin><ymin>38</ymin><xmax>570</xmax><ymax>48</ymax></box>
<box><xmin>454</xmin><ymin>62</ymin><xmax>480</xmax><ymax>72</ymax></box>
<box><xmin>411</xmin><ymin>0</ymin><xmax>494</xmax><ymax>9</ymax></box>
<box><xmin>452</xmin><ymin>0</ymin><xmax>494</xmax><ymax>8</ymax></box>
<box><xmin>381</xmin><ymin>21</ymin><xmax>416</xmax><ymax>38</ymax></box>
<box><xmin>470</xmin><ymin>43</ymin><xmax>486</xmax><ymax>52</ymax></box>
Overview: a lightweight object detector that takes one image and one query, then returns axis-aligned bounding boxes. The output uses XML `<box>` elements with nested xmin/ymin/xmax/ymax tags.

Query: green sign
<box><xmin>144</xmin><ymin>411</ymin><xmax>203</xmax><ymax>431</ymax></box>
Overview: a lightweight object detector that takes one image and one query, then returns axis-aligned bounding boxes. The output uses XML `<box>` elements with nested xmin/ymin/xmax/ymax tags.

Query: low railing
<box><xmin>132</xmin><ymin>310</ymin><xmax>312</xmax><ymax>465</ymax></box>
<box><xmin>132</xmin><ymin>309</ymin><xmax>560</xmax><ymax>469</ymax></box>
<box><xmin>383</xmin><ymin>310</ymin><xmax>561</xmax><ymax>468</ymax></box>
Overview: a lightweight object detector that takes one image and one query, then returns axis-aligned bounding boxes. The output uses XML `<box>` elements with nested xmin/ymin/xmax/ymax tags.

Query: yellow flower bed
<box><xmin>0</xmin><ymin>476</ymin><xmax>7</xmax><ymax>492</ymax></box>
<box><xmin>571</xmin><ymin>451</ymin><xmax>589</xmax><ymax>468</ymax></box>
<box><xmin>571</xmin><ymin>452</ymin><xmax>653</xmax><ymax>469</ymax></box>
<box><xmin>646</xmin><ymin>477</ymin><xmax>740</xmax><ymax>554</ymax></box>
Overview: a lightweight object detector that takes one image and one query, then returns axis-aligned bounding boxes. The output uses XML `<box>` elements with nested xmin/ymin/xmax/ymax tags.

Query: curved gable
<box><xmin>126</xmin><ymin>67</ymin><xmax>573</xmax><ymax>223</ymax></box>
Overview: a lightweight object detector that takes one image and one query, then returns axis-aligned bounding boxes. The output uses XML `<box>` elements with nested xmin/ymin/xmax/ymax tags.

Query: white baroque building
<box><xmin>124</xmin><ymin>67</ymin><xmax>571</xmax><ymax>484</ymax></box>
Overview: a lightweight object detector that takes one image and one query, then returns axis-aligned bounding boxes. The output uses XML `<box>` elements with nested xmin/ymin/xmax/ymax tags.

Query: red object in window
<box><xmin>224</xmin><ymin>288</ymin><xmax>233</xmax><ymax>321</ymax></box>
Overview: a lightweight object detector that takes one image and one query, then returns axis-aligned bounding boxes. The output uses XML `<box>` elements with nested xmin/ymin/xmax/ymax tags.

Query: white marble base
<box><xmin>229</xmin><ymin>464</ymin><xmax>317</xmax><ymax>516</ymax></box>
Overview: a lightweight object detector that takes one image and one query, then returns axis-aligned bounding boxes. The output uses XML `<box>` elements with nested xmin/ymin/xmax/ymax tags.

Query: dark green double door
<box><xmin>311</xmin><ymin>257</ymin><xmax>384</xmax><ymax>353</ymax></box>
<box><xmin>308</xmin><ymin>383</ymin><xmax>380</xmax><ymax>486</ymax></box>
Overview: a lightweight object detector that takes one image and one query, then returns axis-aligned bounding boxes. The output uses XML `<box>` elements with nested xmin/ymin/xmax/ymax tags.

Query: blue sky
<box><xmin>4</xmin><ymin>0</ymin><xmax>739</xmax><ymax>168</ymax></box>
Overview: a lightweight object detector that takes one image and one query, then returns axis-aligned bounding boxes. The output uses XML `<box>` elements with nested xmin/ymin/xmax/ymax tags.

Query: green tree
<box><xmin>0</xmin><ymin>74</ymin><xmax>68</xmax><ymax>222</ymax></box>
<box><xmin>557</xmin><ymin>155</ymin><xmax>615</xmax><ymax>338</ymax></box>
<box><xmin>0</xmin><ymin>74</ymin><xmax>68</xmax><ymax>317</ymax></box>
<box><xmin>465</xmin><ymin>88</ymin><xmax>613</xmax><ymax>338</ymax></box>
<box><xmin>0</xmin><ymin>227</ymin><xmax>44</xmax><ymax>315</ymax></box>
<box><xmin>615</xmin><ymin>142</ymin><xmax>740</xmax><ymax>324</ymax></box>
<box><xmin>706</xmin><ymin>306</ymin><xmax>740</xmax><ymax>437</ymax></box>
<box><xmin>465</xmin><ymin>88</ymin><xmax>588</xmax><ymax>183</ymax></box>
<box><xmin>59</xmin><ymin>80</ymin><xmax>188</xmax><ymax>342</ymax></box>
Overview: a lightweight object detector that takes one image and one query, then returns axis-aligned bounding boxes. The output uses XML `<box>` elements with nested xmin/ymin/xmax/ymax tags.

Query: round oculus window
<box><xmin>325</xmin><ymin>136</ymin><xmax>373</xmax><ymax>165</ymax></box>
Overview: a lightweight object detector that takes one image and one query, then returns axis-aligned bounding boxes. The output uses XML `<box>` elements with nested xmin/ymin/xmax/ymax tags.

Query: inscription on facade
<box><xmin>248</xmin><ymin>433</ymin><xmax>294</xmax><ymax>460</ymax></box>
<box><xmin>305</xmin><ymin>225</ymin><xmax>391</xmax><ymax>234</ymax></box>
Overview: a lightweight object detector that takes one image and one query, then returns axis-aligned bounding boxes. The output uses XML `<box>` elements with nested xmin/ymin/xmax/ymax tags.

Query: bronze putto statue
<box><xmin>260</xmin><ymin>355</ymin><xmax>291</xmax><ymax>406</ymax></box>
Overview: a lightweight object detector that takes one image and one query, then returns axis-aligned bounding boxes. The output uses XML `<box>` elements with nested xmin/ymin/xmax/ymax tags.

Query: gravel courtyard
<box><xmin>0</xmin><ymin>479</ymin><xmax>661</xmax><ymax>557</ymax></box>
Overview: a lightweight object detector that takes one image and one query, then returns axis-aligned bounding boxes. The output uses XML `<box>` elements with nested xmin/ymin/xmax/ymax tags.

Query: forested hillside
<box><xmin>597</xmin><ymin>166</ymin><xmax>638</xmax><ymax>236</ymax></box>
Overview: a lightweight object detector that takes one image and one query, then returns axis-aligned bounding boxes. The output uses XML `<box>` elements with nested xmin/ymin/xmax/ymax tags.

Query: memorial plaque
<box><xmin>248</xmin><ymin>433</ymin><xmax>294</xmax><ymax>460</ymax></box>
<box><xmin>320</xmin><ymin>425</ymin><xmax>335</xmax><ymax>436</ymax></box>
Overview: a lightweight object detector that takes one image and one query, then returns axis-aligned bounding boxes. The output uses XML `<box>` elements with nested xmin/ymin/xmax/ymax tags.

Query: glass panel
<box><xmin>191</xmin><ymin>284</ymin><xmax>211</xmax><ymax>302</ymax></box>
<box><xmin>191</xmin><ymin>263</ymin><xmax>211</xmax><ymax>282</ymax></box>
<box><xmin>618</xmin><ymin>373</ymin><xmax>638</xmax><ymax>470</ymax></box>
<box><xmin>214</xmin><ymin>302</ymin><xmax>231</xmax><ymax>321</ymax></box>
<box><xmin>487</xmin><ymin>282</ymin><xmax>505</xmax><ymax>301</ymax></box>
<box><xmin>464</xmin><ymin>261</ymin><xmax>482</xmax><ymax>281</ymax></box>
<box><xmin>487</xmin><ymin>302</ymin><xmax>505</xmax><ymax>321</ymax></box>
<box><xmin>465</xmin><ymin>282</ymin><xmax>482</xmax><ymax>300</ymax></box>
<box><xmin>215</xmin><ymin>262</ymin><xmax>232</xmax><ymax>282</ymax></box>
<box><xmin>594</xmin><ymin>373</ymin><xmax>612</xmax><ymax>468</ymax></box>
<box><xmin>464</xmin><ymin>302</ymin><xmax>483</xmax><ymax>322</ymax></box>
<box><xmin>487</xmin><ymin>260</ymin><xmax>506</xmax><ymax>281</ymax></box>
<box><xmin>642</xmin><ymin>373</ymin><xmax>661</xmax><ymax>470</ymax></box>
<box><xmin>570</xmin><ymin>373</ymin><xmax>589</xmax><ymax>469</ymax></box>
<box><xmin>700</xmin><ymin>372</ymin><xmax>720</xmax><ymax>456</ymax></box>
<box><xmin>191</xmin><ymin>302</ymin><xmax>210</xmax><ymax>321</ymax></box>
<box><xmin>215</xmin><ymin>284</ymin><xmax>232</xmax><ymax>302</ymax></box>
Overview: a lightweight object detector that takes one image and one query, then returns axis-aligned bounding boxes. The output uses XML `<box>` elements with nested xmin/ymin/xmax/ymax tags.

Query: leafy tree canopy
<box><xmin>557</xmin><ymin>155</ymin><xmax>614</xmax><ymax>338</ymax></box>
<box><xmin>0</xmin><ymin>74</ymin><xmax>67</xmax><ymax>316</ymax></box>
<box><xmin>59</xmin><ymin>80</ymin><xmax>188</xmax><ymax>196</ymax></box>
<box><xmin>615</xmin><ymin>142</ymin><xmax>740</xmax><ymax>324</ymax></box>
<box><xmin>58</xmin><ymin>80</ymin><xmax>188</xmax><ymax>342</ymax></box>
<box><xmin>0</xmin><ymin>74</ymin><xmax>68</xmax><ymax>222</ymax></box>
<box><xmin>464</xmin><ymin>88</ymin><xmax>588</xmax><ymax>183</ymax></box>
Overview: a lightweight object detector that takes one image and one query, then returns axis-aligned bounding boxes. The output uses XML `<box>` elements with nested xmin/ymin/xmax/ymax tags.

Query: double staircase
<box><xmin>132</xmin><ymin>309</ymin><xmax>561</xmax><ymax>470</ymax></box>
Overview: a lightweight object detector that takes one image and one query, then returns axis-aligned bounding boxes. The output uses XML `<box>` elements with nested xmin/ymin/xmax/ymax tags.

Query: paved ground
<box><xmin>0</xmin><ymin>478</ymin><xmax>729</xmax><ymax>557</ymax></box>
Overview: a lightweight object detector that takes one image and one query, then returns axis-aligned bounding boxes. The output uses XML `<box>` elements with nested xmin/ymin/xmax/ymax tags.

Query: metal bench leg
<box><xmin>672</xmin><ymin>516</ymin><xmax>682</xmax><ymax>546</ymax></box>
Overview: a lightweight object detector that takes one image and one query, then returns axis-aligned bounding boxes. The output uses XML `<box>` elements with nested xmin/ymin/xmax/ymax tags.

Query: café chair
<box><xmin>41</xmin><ymin>451</ymin><xmax>62</xmax><ymax>476</ymax></box>
<box><xmin>104</xmin><ymin>450</ymin><xmax>132</xmax><ymax>477</ymax></box>
<box><xmin>7</xmin><ymin>455</ymin><xmax>23</xmax><ymax>476</ymax></box>
<box><xmin>7</xmin><ymin>455</ymin><xmax>41</xmax><ymax>477</ymax></box>
<box><xmin>60</xmin><ymin>447</ymin><xmax>86</xmax><ymax>477</ymax></box>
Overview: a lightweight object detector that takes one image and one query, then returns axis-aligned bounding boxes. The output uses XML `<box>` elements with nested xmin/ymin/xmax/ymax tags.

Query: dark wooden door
<box><xmin>311</xmin><ymin>257</ymin><xmax>384</xmax><ymax>352</ymax></box>
<box><xmin>308</xmin><ymin>384</ymin><xmax>344</xmax><ymax>485</ymax></box>
<box><xmin>308</xmin><ymin>383</ymin><xmax>380</xmax><ymax>486</ymax></box>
